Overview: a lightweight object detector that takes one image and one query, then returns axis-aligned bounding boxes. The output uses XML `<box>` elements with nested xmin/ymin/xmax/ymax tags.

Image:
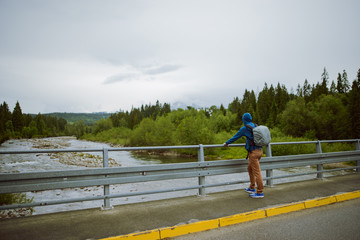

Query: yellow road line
<box><xmin>99</xmin><ymin>190</ymin><xmax>360</xmax><ymax>240</ymax></box>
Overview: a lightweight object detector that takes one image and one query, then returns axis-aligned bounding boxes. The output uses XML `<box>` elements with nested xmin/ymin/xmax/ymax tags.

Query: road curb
<box><xmin>99</xmin><ymin>190</ymin><xmax>360</xmax><ymax>240</ymax></box>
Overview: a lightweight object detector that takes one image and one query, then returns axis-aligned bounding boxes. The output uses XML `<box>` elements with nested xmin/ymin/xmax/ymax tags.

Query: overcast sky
<box><xmin>0</xmin><ymin>0</ymin><xmax>359</xmax><ymax>113</ymax></box>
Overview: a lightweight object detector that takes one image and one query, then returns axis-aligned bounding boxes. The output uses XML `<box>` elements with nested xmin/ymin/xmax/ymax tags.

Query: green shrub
<box><xmin>0</xmin><ymin>193</ymin><xmax>34</xmax><ymax>212</ymax></box>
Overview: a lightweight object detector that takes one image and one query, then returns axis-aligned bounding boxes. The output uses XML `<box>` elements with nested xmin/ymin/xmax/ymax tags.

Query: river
<box><xmin>0</xmin><ymin>137</ymin><xmax>347</xmax><ymax>216</ymax></box>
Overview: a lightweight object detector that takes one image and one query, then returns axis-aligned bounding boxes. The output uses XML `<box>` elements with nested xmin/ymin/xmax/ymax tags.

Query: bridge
<box><xmin>0</xmin><ymin>139</ymin><xmax>359</xmax><ymax>239</ymax></box>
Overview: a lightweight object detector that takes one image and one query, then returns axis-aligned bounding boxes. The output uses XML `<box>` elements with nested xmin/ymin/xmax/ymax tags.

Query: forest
<box><xmin>44</xmin><ymin>112</ymin><xmax>111</xmax><ymax>124</ymax></box>
<box><xmin>1</xmin><ymin>67</ymin><xmax>360</xmax><ymax>159</ymax></box>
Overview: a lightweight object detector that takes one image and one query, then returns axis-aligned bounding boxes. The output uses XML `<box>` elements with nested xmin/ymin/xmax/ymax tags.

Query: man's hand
<box><xmin>223</xmin><ymin>143</ymin><xmax>229</xmax><ymax>147</ymax></box>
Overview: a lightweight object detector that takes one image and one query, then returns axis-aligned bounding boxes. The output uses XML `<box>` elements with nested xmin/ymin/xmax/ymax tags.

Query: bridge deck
<box><xmin>1</xmin><ymin>174</ymin><xmax>359</xmax><ymax>240</ymax></box>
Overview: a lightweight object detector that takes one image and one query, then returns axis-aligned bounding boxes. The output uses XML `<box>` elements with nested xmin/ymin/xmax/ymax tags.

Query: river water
<box><xmin>0</xmin><ymin>137</ymin><xmax>348</xmax><ymax>215</ymax></box>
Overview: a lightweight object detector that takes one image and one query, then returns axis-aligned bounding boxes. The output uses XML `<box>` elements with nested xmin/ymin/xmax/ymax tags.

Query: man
<box><xmin>223</xmin><ymin>112</ymin><xmax>264</xmax><ymax>198</ymax></box>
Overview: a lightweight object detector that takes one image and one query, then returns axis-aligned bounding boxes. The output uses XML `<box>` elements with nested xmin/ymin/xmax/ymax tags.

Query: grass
<box><xmin>0</xmin><ymin>193</ymin><xmax>34</xmax><ymax>212</ymax></box>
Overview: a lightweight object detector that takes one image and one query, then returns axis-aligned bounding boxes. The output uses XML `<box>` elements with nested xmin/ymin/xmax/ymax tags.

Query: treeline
<box><xmin>82</xmin><ymin>67</ymin><xmax>360</xmax><ymax>148</ymax></box>
<box><xmin>45</xmin><ymin>112</ymin><xmax>111</xmax><ymax>124</ymax></box>
<box><xmin>110</xmin><ymin>100</ymin><xmax>171</xmax><ymax>130</ymax></box>
<box><xmin>0</xmin><ymin>102</ymin><xmax>69</xmax><ymax>144</ymax></box>
<box><xmin>228</xmin><ymin>68</ymin><xmax>360</xmax><ymax>140</ymax></box>
<box><xmin>1</xmin><ymin>67</ymin><xmax>359</xmax><ymax>147</ymax></box>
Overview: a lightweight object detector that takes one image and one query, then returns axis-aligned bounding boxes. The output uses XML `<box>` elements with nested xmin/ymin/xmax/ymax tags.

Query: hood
<box><xmin>242</xmin><ymin>113</ymin><xmax>252</xmax><ymax>125</ymax></box>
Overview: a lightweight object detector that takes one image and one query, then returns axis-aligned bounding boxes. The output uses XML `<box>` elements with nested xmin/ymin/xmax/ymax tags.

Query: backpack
<box><xmin>246</xmin><ymin>124</ymin><xmax>271</xmax><ymax>147</ymax></box>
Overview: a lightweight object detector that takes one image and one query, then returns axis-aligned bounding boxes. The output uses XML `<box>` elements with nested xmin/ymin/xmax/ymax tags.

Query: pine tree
<box><xmin>0</xmin><ymin>101</ymin><xmax>13</xmax><ymax>143</ymax></box>
<box><xmin>228</xmin><ymin>97</ymin><xmax>241</xmax><ymax>114</ymax></box>
<box><xmin>161</xmin><ymin>103</ymin><xmax>171</xmax><ymax>116</ymax></box>
<box><xmin>0</xmin><ymin>101</ymin><xmax>12</xmax><ymax>134</ymax></box>
<box><xmin>296</xmin><ymin>84</ymin><xmax>303</xmax><ymax>97</ymax></box>
<box><xmin>275</xmin><ymin>83</ymin><xmax>290</xmax><ymax>114</ymax></box>
<box><xmin>320</xmin><ymin>67</ymin><xmax>329</xmax><ymax>95</ymax></box>
<box><xmin>219</xmin><ymin>104</ymin><xmax>226</xmax><ymax>116</ymax></box>
<box><xmin>342</xmin><ymin>70</ymin><xmax>350</xmax><ymax>93</ymax></box>
<box><xmin>257</xmin><ymin>83</ymin><xmax>269</xmax><ymax>124</ymax></box>
<box><xmin>35</xmin><ymin>113</ymin><xmax>47</xmax><ymax>136</ymax></box>
<box><xmin>240</xmin><ymin>89</ymin><xmax>256</xmax><ymax>116</ymax></box>
<box><xmin>337</xmin><ymin>73</ymin><xmax>344</xmax><ymax>93</ymax></box>
<box><xmin>12</xmin><ymin>101</ymin><xmax>24</xmax><ymax>133</ymax></box>
<box><xmin>303</xmin><ymin>79</ymin><xmax>311</xmax><ymax>102</ymax></box>
<box><xmin>129</xmin><ymin>108</ymin><xmax>141</xmax><ymax>129</ymax></box>
<box><xmin>348</xmin><ymin>68</ymin><xmax>360</xmax><ymax>138</ymax></box>
<box><xmin>330</xmin><ymin>81</ymin><xmax>337</xmax><ymax>94</ymax></box>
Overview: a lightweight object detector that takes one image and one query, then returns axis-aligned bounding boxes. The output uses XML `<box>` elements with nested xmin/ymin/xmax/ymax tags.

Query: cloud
<box><xmin>103</xmin><ymin>64</ymin><xmax>182</xmax><ymax>84</ymax></box>
<box><xmin>103</xmin><ymin>73</ymin><xmax>139</xmax><ymax>84</ymax></box>
<box><xmin>1</xmin><ymin>1</ymin><xmax>359</xmax><ymax>114</ymax></box>
<box><xmin>143</xmin><ymin>64</ymin><xmax>182</xmax><ymax>75</ymax></box>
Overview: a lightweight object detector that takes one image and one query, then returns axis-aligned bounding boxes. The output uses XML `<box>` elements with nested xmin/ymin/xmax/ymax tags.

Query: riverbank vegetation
<box><xmin>0</xmin><ymin>193</ymin><xmax>34</xmax><ymax>218</ymax></box>
<box><xmin>81</xmin><ymin>68</ymin><xmax>360</xmax><ymax>159</ymax></box>
<box><xmin>1</xmin><ymin>68</ymin><xmax>359</xmax><ymax>159</ymax></box>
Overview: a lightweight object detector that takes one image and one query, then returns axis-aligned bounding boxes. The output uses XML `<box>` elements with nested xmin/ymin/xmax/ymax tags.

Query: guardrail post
<box><xmin>198</xmin><ymin>144</ymin><xmax>206</xmax><ymax>196</ymax></box>
<box><xmin>265</xmin><ymin>144</ymin><xmax>273</xmax><ymax>187</ymax></box>
<box><xmin>356</xmin><ymin>140</ymin><xmax>360</xmax><ymax>173</ymax></box>
<box><xmin>316</xmin><ymin>141</ymin><xmax>323</xmax><ymax>179</ymax></box>
<box><xmin>102</xmin><ymin>148</ymin><xmax>112</xmax><ymax>210</ymax></box>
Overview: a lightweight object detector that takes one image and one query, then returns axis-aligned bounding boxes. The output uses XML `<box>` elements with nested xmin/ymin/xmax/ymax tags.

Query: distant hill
<box><xmin>43</xmin><ymin>112</ymin><xmax>112</xmax><ymax>125</ymax></box>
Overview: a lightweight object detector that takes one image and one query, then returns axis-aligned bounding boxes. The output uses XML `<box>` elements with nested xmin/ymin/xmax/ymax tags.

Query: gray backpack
<box><xmin>246</xmin><ymin>124</ymin><xmax>271</xmax><ymax>146</ymax></box>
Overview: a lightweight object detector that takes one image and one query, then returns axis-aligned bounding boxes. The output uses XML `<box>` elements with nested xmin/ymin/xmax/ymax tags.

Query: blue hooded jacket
<box><xmin>225</xmin><ymin>113</ymin><xmax>262</xmax><ymax>152</ymax></box>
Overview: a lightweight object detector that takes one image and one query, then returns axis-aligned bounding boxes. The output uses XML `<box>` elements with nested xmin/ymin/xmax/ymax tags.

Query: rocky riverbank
<box><xmin>31</xmin><ymin>138</ymin><xmax>120</xmax><ymax>168</ymax></box>
<box><xmin>0</xmin><ymin>208</ymin><xmax>33</xmax><ymax>219</ymax></box>
<box><xmin>0</xmin><ymin>137</ymin><xmax>122</xmax><ymax>218</ymax></box>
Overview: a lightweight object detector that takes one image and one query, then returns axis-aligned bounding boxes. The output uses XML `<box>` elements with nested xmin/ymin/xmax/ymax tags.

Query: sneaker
<box><xmin>245</xmin><ymin>188</ymin><xmax>256</xmax><ymax>194</ymax></box>
<box><xmin>249</xmin><ymin>192</ymin><xmax>264</xmax><ymax>198</ymax></box>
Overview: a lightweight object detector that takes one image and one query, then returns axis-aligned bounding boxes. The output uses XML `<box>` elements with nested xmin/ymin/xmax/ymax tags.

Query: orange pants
<box><xmin>248</xmin><ymin>149</ymin><xmax>264</xmax><ymax>194</ymax></box>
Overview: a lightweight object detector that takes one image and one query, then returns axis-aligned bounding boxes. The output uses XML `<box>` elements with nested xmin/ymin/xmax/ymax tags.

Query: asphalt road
<box><xmin>174</xmin><ymin>198</ymin><xmax>360</xmax><ymax>240</ymax></box>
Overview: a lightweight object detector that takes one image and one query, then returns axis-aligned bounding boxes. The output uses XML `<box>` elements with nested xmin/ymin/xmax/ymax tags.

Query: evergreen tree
<box><xmin>219</xmin><ymin>104</ymin><xmax>226</xmax><ymax>116</ymax></box>
<box><xmin>320</xmin><ymin>67</ymin><xmax>329</xmax><ymax>95</ymax></box>
<box><xmin>0</xmin><ymin>102</ymin><xmax>13</xmax><ymax>143</ymax></box>
<box><xmin>330</xmin><ymin>80</ymin><xmax>337</xmax><ymax>94</ymax></box>
<box><xmin>12</xmin><ymin>101</ymin><xmax>24</xmax><ymax>133</ymax></box>
<box><xmin>348</xmin><ymin>68</ymin><xmax>360</xmax><ymax>138</ymax></box>
<box><xmin>228</xmin><ymin>97</ymin><xmax>242</xmax><ymax>128</ymax></box>
<box><xmin>257</xmin><ymin>83</ymin><xmax>273</xmax><ymax>124</ymax></box>
<box><xmin>337</xmin><ymin>73</ymin><xmax>344</xmax><ymax>93</ymax></box>
<box><xmin>0</xmin><ymin>101</ymin><xmax>12</xmax><ymax>134</ymax></box>
<box><xmin>128</xmin><ymin>107</ymin><xmax>141</xmax><ymax>129</ymax></box>
<box><xmin>342</xmin><ymin>70</ymin><xmax>350</xmax><ymax>93</ymax></box>
<box><xmin>296</xmin><ymin>83</ymin><xmax>303</xmax><ymax>97</ymax></box>
<box><xmin>267</xmin><ymin>84</ymin><xmax>276</xmax><ymax>126</ymax></box>
<box><xmin>275</xmin><ymin>83</ymin><xmax>290</xmax><ymax>114</ymax></box>
<box><xmin>161</xmin><ymin>103</ymin><xmax>171</xmax><ymax>116</ymax></box>
<box><xmin>302</xmin><ymin>79</ymin><xmax>311</xmax><ymax>102</ymax></box>
<box><xmin>228</xmin><ymin>97</ymin><xmax>241</xmax><ymax>114</ymax></box>
<box><xmin>23</xmin><ymin>114</ymin><xmax>33</xmax><ymax>127</ymax></box>
<box><xmin>267</xmin><ymin>101</ymin><xmax>277</xmax><ymax>127</ymax></box>
<box><xmin>240</xmin><ymin>89</ymin><xmax>256</xmax><ymax>117</ymax></box>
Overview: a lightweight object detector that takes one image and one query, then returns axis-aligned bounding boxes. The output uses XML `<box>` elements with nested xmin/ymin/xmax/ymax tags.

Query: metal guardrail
<box><xmin>0</xmin><ymin>139</ymin><xmax>359</xmax><ymax>210</ymax></box>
